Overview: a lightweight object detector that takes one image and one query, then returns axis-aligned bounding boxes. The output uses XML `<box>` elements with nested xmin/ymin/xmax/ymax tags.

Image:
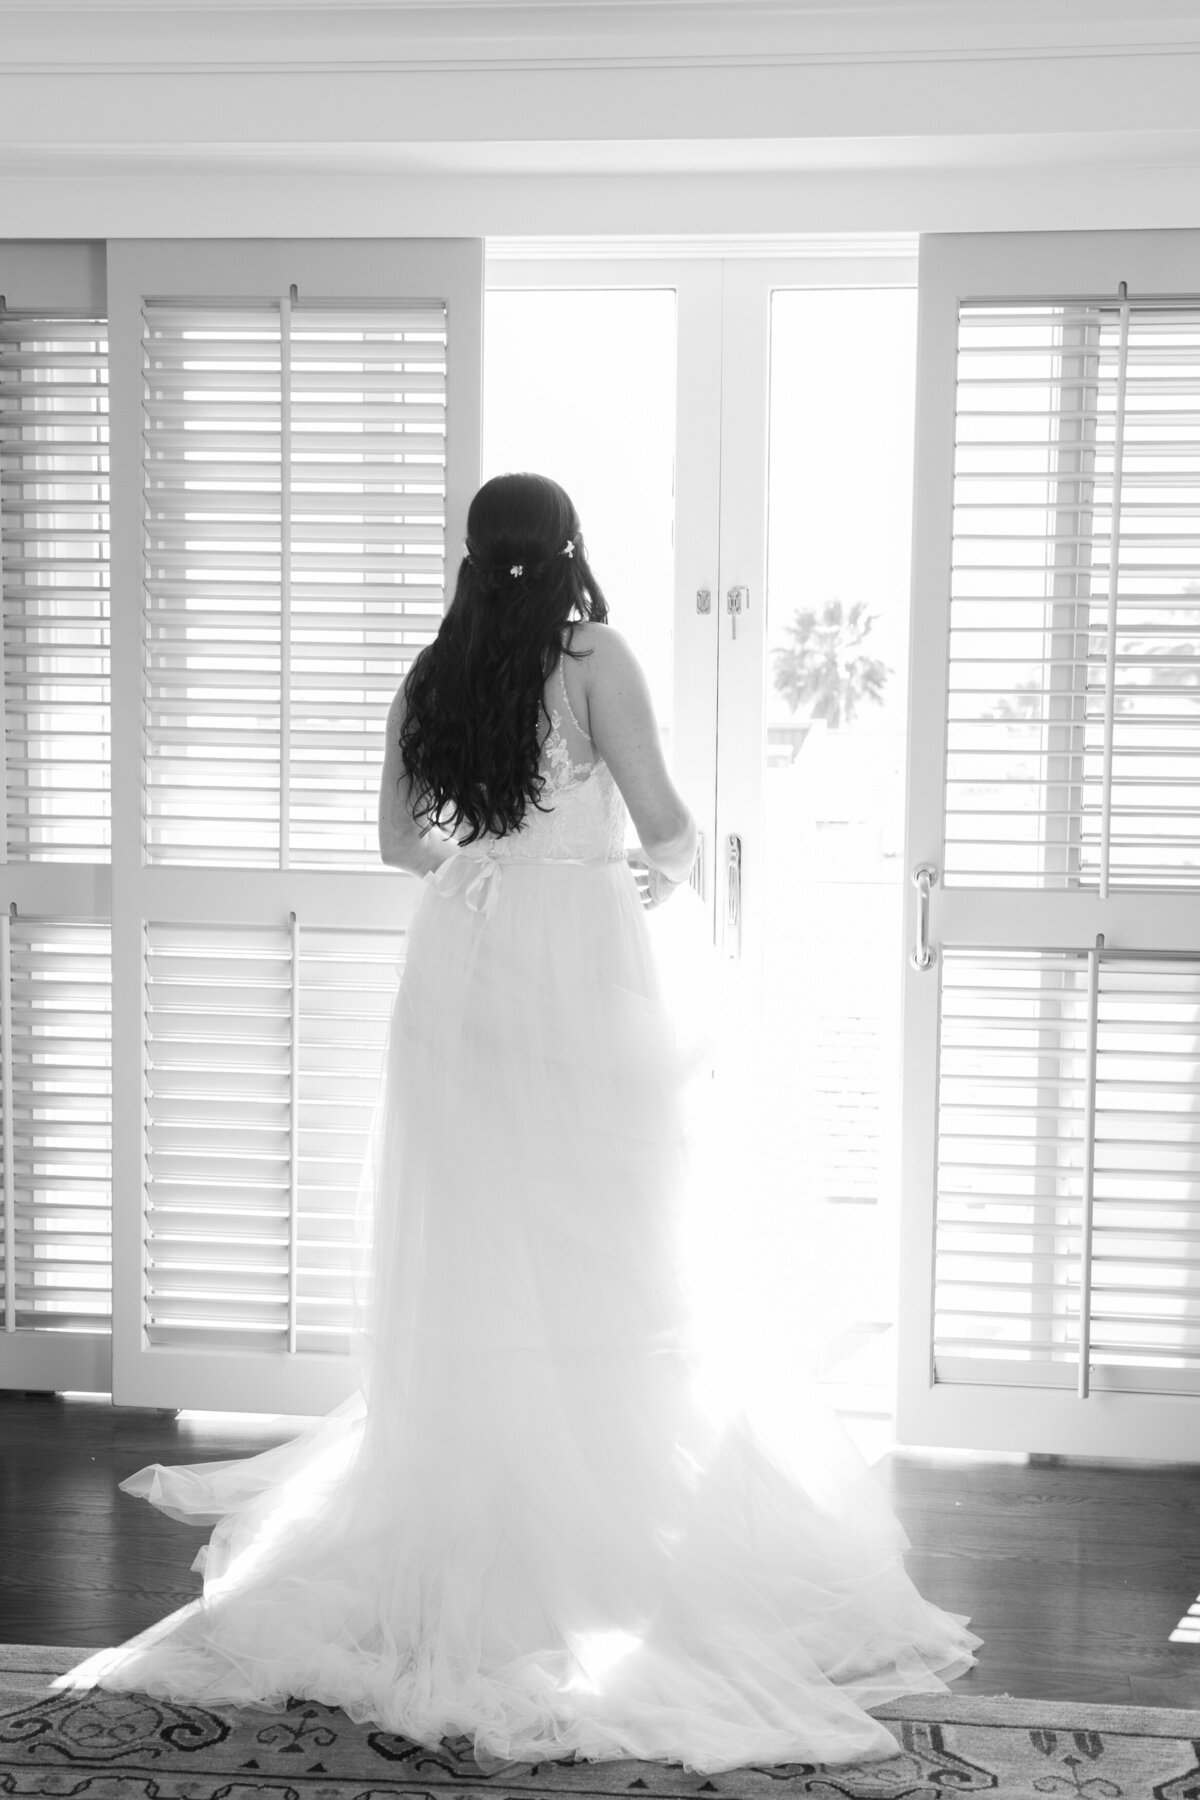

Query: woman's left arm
<box><xmin>378</xmin><ymin>683</ymin><xmax>458</xmax><ymax>877</ymax></box>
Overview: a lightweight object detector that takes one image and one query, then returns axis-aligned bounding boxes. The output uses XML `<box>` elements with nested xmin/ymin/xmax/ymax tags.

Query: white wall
<box><xmin>2</xmin><ymin>0</ymin><xmax>1200</xmax><ymax>236</ymax></box>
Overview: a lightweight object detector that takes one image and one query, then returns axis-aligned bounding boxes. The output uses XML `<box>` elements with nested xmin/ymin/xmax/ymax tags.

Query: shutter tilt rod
<box><xmin>287</xmin><ymin>909</ymin><xmax>300</xmax><ymax>1355</ymax></box>
<box><xmin>1098</xmin><ymin>288</ymin><xmax>1131</xmax><ymax>900</ymax></box>
<box><xmin>287</xmin><ymin>914</ymin><xmax>300</xmax><ymax>1353</ymax></box>
<box><xmin>280</xmin><ymin>287</ymin><xmax>293</xmax><ymax>869</ymax></box>
<box><xmin>1077</xmin><ymin>931</ymin><xmax>1104</xmax><ymax>1400</ymax></box>
<box><xmin>1</xmin><ymin>904</ymin><xmax>12</xmax><ymax>1334</ymax></box>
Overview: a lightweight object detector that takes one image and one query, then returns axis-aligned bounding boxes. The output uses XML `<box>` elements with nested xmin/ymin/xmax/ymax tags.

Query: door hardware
<box><xmin>910</xmin><ymin>863</ymin><xmax>937</xmax><ymax>970</ymax></box>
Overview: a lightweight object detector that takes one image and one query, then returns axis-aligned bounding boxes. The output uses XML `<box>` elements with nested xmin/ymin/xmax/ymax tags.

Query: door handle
<box><xmin>689</xmin><ymin>829</ymin><xmax>706</xmax><ymax>902</ymax></box>
<box><xmin>910</xmin><ymin>863</ymin><xmax>937</xmax><ymax>970</ymax></box>
<box><xmin>726</xmin><ymin>833</ymin><xmax>742</xmax><ymax>957</ymax></box>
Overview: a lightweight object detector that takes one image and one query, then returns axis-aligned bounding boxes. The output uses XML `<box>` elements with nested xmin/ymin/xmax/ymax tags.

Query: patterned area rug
<box><xmin>4</xmin><ymin>1644</ymin><xmax>1200</xmax><ymax>1799</ymax></box>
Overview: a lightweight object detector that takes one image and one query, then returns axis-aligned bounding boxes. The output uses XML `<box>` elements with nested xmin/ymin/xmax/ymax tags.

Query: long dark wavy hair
<box><xmin>398</xmin><ymin>473</ymin><xmax>610</xmax><ymax>844</ymax></box>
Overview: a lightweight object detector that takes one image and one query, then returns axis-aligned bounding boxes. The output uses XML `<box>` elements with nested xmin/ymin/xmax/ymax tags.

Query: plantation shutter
<box><xmin>0</xmin><ymin>245</ymin><xmax>113</xmax><ymax>1394</ymax></box>
<box><xmin>900</xmin><ymin>229</ymin><xmax>1200</xmax><ymax>1457</ymax></box>
<box><xmin>107</xmin><ymin>240</ymin><xmax>482</xmax><ymax>1413</ymax></box>
<box><xmin>943</xmin><ymin>300</ymin><xmax>1200</xmax><ymax>891</ymax></box>
<box><xmin>0</xmin><ymin>311</ymin><xmax>110</xmax><ymax>862</ymax></box>
<box><xmin>142</xmin><ymin>299</ymin><xmax>448</xmax><ymax>868</ymax></box>
<box><xmin>934</xmin><ymin>945</ymin><xmax>1200</xmax><ymax>1394</ymax></box>
<box><xmin>142</xmin><ymin>921</ymin><xmax>399</xmax><ymax>1359</ymax></box>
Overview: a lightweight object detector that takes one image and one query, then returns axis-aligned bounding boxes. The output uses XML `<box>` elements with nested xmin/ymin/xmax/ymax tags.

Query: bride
<box><xmin>54</xmin><ymin>472</ymin><xmax>980</xmax><ymax>1773</ymax></box>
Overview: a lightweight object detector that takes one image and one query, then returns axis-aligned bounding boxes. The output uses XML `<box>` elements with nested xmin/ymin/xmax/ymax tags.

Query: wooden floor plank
<box><xmin>3</xmin><ymin>1393</ymin><xmax>1200</xmax><ymax>1707</ymax></box>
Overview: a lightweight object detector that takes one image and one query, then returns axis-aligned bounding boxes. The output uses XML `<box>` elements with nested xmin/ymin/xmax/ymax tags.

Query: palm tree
<box><xmin>772</xmin><ymin>598</ymin><xmax>890</xmax><ymax>728</ymax></box>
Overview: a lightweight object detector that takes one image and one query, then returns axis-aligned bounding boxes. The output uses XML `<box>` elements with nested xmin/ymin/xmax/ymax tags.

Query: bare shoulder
<box><xmin>569</xmin><ymin>619</ymin><xmax>637</xmax><ymax>679</ymax></box>
<box><xmin>565</xmin><ymin>618</ymin><xmax>600</xmax><ymax>650</ymax></box>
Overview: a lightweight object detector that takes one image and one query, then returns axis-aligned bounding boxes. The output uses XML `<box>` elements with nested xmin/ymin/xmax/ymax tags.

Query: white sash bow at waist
<box><xmin>428</xmin><ymin>847</ymin><xmax>626</xmax><ymax>920</ymax></box>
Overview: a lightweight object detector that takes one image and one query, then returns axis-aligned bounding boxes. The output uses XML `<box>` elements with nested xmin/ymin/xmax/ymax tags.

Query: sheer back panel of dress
<box><xmin>538</xmin><ymin>649</ymin><xmax>596</xmax><ymax>789</ymax></box>
<box><xmin>451</xmin><ymin>639</ymin><xmax>628</xmax><ymax>868</ymax></box>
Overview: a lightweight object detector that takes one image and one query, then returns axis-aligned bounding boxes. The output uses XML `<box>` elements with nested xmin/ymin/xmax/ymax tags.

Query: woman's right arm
<box><xmin>583</xmin><ymin>626</ymin><xmax>698</xmax><ymax>885</ymax></box>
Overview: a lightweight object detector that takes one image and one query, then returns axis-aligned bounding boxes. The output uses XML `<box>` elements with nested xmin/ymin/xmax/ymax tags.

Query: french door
<box><xmin>485</xmin><ymin>248</ymin><xmax>921</xmax><ymax>1450</ymax></box>
<box><xmin>897</xmin><ymin>230</ymin><xmax>1200</xmax><ymax>1458</ymax></box>
<box><xmin>0</xmin><ymin>237</ymin><xmax>482</xmax><ymax>1411</ymax></box>
<box><xmin>709</xmin><ymin>258</ymin><xmax>919</xmax><ymax>1446</ymax></box>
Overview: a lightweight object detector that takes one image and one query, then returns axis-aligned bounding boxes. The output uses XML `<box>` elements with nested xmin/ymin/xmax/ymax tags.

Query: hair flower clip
<box><xmin>510</xmin><ymin>563</ymin><xmax>523</xmax><ymax>578</ymax></box>
<box><xmin>562</xmin><ymin>540</ymin><xmax>575</xmax><ymax>559</ymax></box>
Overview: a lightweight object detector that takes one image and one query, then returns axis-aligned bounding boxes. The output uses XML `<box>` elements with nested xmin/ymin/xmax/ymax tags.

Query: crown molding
<box><xmin>3</xmin><ymin>0</ymin><xmax>1200</xmax><ymax>76</ymax></box>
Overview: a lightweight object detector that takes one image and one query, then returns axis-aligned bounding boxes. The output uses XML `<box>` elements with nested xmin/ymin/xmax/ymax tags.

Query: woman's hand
<box><xmin>626</xmin><ymin>847</ymin><xmax>682</xmax><ymax>910</ymax></box>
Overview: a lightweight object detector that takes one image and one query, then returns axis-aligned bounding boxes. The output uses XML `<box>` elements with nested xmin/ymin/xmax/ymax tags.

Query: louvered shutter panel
<box><xmin>946</xmin><ymin>302</ymin><xmax>1200</xmax><ymax>890</ymax></box>
<box><xmin>903</xmin><ymin>232</ymin><xmax>1200</xmax><ymax>1454</ymax></box>
<box><xmin>935</xmin><ymin>945</ymin><xmax>1200</xmax><ymax>1397</ymax></box>
<box><xmin>1</xmin><ymin>918</ymin><xmax>111</xmax><ymax>1362</ymax></box>
<box><xmin>143</xmin><ymin>308</ymin><xmax>282</xmax><ymax>864</ymax></box>
<box><xmin>144</xmin><ymin>923</ymin><xmax>293</xmax><ymax>1352</ymax></box>
<box><xmin>143</xmin><ymin>921</ymin><xmax>402</xmax><ymax>1357</ymax></box>
<box><xmin>934</xmin><ymin>947</ymin><xmax>1089</xmax><ymax>1381</ymax></box>
<box><xmin>0</xmin><ymin>314</ymin><xmax>110</xmax><ymax>861</ymax></box>
<box><xmin>1087</xmin><ymin>955</ymin><xmax>1200</xmax><ymax>1385</ymax></box>
<box><xmin>290</xmin><ymin>307</ymin><xmax>447</xmax><ymax>866</ymax></box>
<box><xmin>107</xmin><ymin>239</ymin><xmax>480</xmax><ymax>1411</ymax></box>
<box><xmin>143</xmin><ymin>299</ymin><xmax>447</xmax><ymax>868</ymax></box>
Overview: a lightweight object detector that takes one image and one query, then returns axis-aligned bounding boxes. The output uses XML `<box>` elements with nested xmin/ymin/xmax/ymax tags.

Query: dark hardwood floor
<box><xmin>2</xmin><ymin>1391</ymin><xmax>1200</xmax><ymax>1707</ymax></box>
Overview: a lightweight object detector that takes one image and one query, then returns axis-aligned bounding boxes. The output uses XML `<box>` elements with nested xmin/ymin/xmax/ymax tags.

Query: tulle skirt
<box><xmin>54</xmin><ymin>852</ymin><xmax>980</xmax><ymax>1773</ymax></box>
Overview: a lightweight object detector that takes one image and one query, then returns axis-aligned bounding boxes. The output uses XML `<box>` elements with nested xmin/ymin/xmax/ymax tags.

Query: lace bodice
<box><xmin>454</xmin><ymin>661</ymin><xmax>627</xmax><ymax>864</ymax></box>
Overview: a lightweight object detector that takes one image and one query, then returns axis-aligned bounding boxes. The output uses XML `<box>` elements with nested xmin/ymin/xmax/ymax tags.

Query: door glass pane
<box><xmin>762</xmin><ymin>287</ymin><xmax>919</xmax><ymax>1435</ymax></box>
<box><xmin>483</xmin><ymin>289</ymin><xmax>677</xmax><ymax>754</ymax></box>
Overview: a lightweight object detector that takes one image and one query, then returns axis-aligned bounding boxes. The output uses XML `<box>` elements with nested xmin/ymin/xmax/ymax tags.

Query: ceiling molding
<box><xmin>8</xmin><ymin>50</ymin><xmax>1200</xmax><ymax>77</ymax></box>
<box><xmin>4</xmin><ymin>163</ymin><xmax>1200</xmax><ymax>240</ymax></box>
<box><xmin>3</xmin><ymin>0</ymin><xmax>1200</xmax><ymax>77</ymax></box>
<box><xmin>6</xmin><ymin>137</ymin><xmax>1197</xmax><ymax>179</ymax></box>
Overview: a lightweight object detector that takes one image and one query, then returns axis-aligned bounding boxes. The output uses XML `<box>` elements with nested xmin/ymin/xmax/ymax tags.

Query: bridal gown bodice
<box><xmin>50</xmin><ymin>649</ymin><xmax>980</xmax><ymax>1777</ymax></box>
<box><xmin>457</xmin><ymin>678</ymin><xmax>627</xmax><ymax>859</ymax></box>
<box><xmin>429</xmin><ymin>666</ymin><xmax>629</xmax><ymax>917</ymax></box>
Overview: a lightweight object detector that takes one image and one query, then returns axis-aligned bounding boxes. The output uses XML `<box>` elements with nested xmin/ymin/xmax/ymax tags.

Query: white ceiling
<box><xmin>2</xmin><ymin>1</ymin><xmax>1199</xmax><ymax>233</ymax></box>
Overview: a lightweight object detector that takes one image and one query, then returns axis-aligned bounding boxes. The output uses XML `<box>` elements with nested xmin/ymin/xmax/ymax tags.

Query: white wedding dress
<box><xmin>54</xmin><ymin>659</ymin><xmax>980</xmax><ymax>1774</ymax></box>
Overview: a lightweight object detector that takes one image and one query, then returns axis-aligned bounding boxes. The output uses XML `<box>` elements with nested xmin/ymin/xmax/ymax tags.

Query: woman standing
<box><xmin>55</xmin><ymin>472</ymin><xmax>979</xmax><ymax>1773</ymax></box>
